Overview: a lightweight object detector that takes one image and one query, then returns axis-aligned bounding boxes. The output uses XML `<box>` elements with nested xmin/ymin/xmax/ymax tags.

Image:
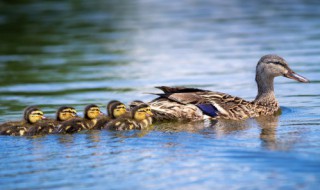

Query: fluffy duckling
<box><xmin>104</xmin><ymin>104</ymin><xmax>153</xmax><ymax>131</ymax></box>
<box><xmin>0</xmin><ymin>106</ymin><xmax>46</xmax><ymax>136</ymax></box>
<box><xmin>93</xmin><ymin>100</ymin><xmax>127</xmax><ymax>130</ymax></box>
<box><xmin>26</xmin><ymin>106</ymin><xmax>78</xmax><ymax>136</ymax></box>
<box><xmin>58</xmin><ymin>104</ymin><xmax>102</xmax><ymax>133</ymax></box>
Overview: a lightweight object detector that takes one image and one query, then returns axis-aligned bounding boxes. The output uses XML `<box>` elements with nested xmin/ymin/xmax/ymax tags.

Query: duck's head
<box><xmin>56</xmin><ymin>106</ymin><xmax>78</xmax><ymax>121</ymax></box>
<box><xmin>129</xmin><ymin>100</ymin><xmax>145</xmax><ymax>110</ymax></box>
<box><xmin>23</xmin><ymin>106</ymin><xmax>46</xmax><ymax>124</ymax></box>
<box><xmin>84</xmin><ymin>104</ymin><xmax>102</xmax><ymax>120</ymax></box>
<box><xmin>107</xmin><ymin>100</ymin><xmax>127</xmax><ymax>118</ymax></box>
<box><xmin>256</xmin><ymin>54</ymin><xmax>309</xmax><ymax>83</ymax></box>
<box><xmin>131</xmin><ymin>104</ymin><xmax>153</xmax><ymax>121</ymax></box>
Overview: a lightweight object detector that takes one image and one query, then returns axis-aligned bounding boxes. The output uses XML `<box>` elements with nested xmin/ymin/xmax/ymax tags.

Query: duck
<box><xmin>57</xmin><ymin>104</ymin><xmax>102</xmax><ymax>133</ymax></box>
<box><xmin>93</xmin><ymin>100</ymin><xmax>127</xmax><ymax>130</ymax></box>
<box><xmin>149</xmin><ymin>54</ymin><xmax>310</xmax><ymax>121</ymax></box>
<box><xmin>0</xmin><ymin>106</ymin><xmax>46</xmax><ymax>136</ymax></box>
<box><xmin>104</xmin><ymin>103</ymin><xmax>153</xmax><ymax>131</ymax></box>
<box><xmin>26</xmin><ymin>106</ymin><xmax>78</xmax><ymax>136</ymax></box>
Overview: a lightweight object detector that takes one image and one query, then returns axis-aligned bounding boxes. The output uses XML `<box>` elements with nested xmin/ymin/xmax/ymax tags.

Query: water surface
<box><xmin>0</xmin><ymin>0</ymin><xmax>320</xmax><ymax>189</ymax></box>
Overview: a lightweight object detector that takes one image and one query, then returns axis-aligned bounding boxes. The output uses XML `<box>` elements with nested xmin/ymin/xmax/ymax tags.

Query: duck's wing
<box><xmin>155</xmin><ymin>86</ymin><xmax>209</xmax><ymax>93</ymax></box>
<box><xmin>196</xmin><ymin>92</ymin><xmax>258</xmax><ymax>120</ymax></box>
<box><xmin>149</xmin><ymin>98</ymin><xmax>205</xmax><ymax>122</ymax></box>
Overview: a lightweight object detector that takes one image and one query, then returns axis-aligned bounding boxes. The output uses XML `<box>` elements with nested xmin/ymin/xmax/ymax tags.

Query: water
<box><xmin>0</xmin><ymin>0</ymin><xmax>320</xmax><ymax>189</ymax></box>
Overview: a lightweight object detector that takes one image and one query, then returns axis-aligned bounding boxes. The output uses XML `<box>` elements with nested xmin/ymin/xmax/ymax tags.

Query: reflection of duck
<box><xmin>93</xmin><ymin>100</ymin><xmax>127</xmax><ymax>130</ymax></box>
<box><xmin>256</xmin><ymin>115</ymin><xmax>279</xmax><ymax>150</ymax></box>
<box><xmin>104</xmin><ymin>104</ymin><xmax>153</xmax><ymax>131</ymax></box>
<box><xmin>0</xmin><ymin>106</ymin><xmax>46</xmax><ymax>136</ymax></box>
<box><xmin>58</xmin><ymin>104</ymin><xmax>102</xmax><ymax>133</ymax></box>
<box><xmin>150</xmin><ymin>55</ymin><xmax>309</xmax><ymax>121</ymax></box>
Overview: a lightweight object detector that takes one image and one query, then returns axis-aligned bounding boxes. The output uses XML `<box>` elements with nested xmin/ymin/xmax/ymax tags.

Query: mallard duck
<box><xmin>104</xmin><ymin>103</ymin><xmax>153</xmax><ymax>131</ymax></box>
<box><xmin>57</xmin><ymin>104</ymin><xmax>102</xmax><ymax>133</ymax></box>
<box><xmin>26</xmin><ymin>106</ymin><xmax>78</xmax><ymax>136</ymax></box>
<box><xmin>149</xmin><ymin>54</ymin><xmax>309</xmax><ymax>121</ymax></box>
<box><xmin>0</xmin><ymin>106</ymin><xmax>46</xmax><ymax>136</ymax></box>
<box><xmin>93</xmin><ymin>100</ymin><xmax>127</xmax><ymax>130</ymax></box>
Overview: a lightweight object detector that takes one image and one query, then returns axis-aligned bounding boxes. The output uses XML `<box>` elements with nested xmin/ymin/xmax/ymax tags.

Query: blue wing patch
<box><xmin>196</xmin><ymin>104</ymin><xmax>218</xmax><ymax>117</ymax></box>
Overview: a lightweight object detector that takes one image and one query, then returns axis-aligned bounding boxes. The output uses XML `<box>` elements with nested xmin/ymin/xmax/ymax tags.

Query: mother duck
<box><xmin>149</xmin><ymin>55</ymin><xmax>309</xmax><ymax>121</ymax></box>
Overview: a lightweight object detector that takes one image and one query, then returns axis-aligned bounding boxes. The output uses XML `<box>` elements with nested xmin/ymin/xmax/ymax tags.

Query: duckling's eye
<box><xmin>32</xmin><ymin>111</ymin><xmax>43</xmax><ymax>116</ymax></box>
<box><xmin>90</xmin><ymin>108</ymin><xmax>100</xmax><ymax>112</ymax></box>
<box><xmin>137</xmin><ymin>109</ymin><xmax>145</xmax><ymax>113</ymax></box>
<box><xmin>117</xmin><ymin>105</ymin><xmax>126</xmax><ymax>109</ymax></box>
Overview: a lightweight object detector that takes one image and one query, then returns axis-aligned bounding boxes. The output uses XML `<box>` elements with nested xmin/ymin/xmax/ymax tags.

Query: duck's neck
<box><xmin>254</xmin><ymin>74</ymin><xmax>278</xmax><ymax>105</ymax></box>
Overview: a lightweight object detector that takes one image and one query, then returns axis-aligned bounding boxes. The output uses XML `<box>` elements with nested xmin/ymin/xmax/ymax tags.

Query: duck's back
<box><xmin>149</xmin><ymin>86</ymin><xmax>276</xmax><ymax>121</ymax></box>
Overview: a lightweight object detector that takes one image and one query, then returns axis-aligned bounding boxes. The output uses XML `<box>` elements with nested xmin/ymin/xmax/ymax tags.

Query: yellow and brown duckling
<box><xmin>27</xmin><ymin>106</ymin><xmax>78</xmax><ymax>136</ymax></box>
<box><xmin>93</xmin><ymin>100</ymin><xmax>127</xmax><ymax>130</ymax></box>
<box><xmin>58</xmin><ymin>104</ymin><xmax>102</xmax><ymax>133</ymax></box>
<box><xmin>0</xmin><ymin>106</ymin><xmax>46</xmax><ymax>136</ymax></box>
<box><xmin>104</xmin><ymin>103</ymin><xmax>153</xmax><ymax>131</ymax></box>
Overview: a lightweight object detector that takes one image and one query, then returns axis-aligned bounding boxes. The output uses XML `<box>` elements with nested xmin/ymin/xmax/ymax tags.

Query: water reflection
<box><xmin>108</xmin><ymin>127</ymin><xmax>154</xmax><ymax>139</ymax></box>
<box><xmin>257</xmin><ymin>115</ymin><xmax>279</xmax><ymax>150</ymax></box>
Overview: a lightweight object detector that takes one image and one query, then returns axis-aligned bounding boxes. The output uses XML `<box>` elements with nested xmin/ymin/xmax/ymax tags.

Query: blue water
<box><xmin>0</xmin><ymin>0</ymin><xmax>320</xmax><ymax>189</ymax></box>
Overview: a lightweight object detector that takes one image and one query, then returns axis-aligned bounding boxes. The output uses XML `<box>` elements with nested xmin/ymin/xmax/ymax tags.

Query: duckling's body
<box><xmin>93</xmin><ymin>101</ymin><xmax>127</xmax><ymax>130</ymax></box>
<box><xmin>104</xmin><ymin>104</ymin><xmax>153</xmax><ymax>131</ymax></box>
<box><xmin>57</xmin><ymin>117</ymin><xmax>86</xmax><ymax>134</ymax></box>
<box><xmin>0</xmin><ymin>106</ymin><xmax>46</xmax><ymax>136</ymax></box>
<box><xmin>58</xmin><ymin>104</ymin><xmax>102</xmax><ymax>133</ymax></box>
<box><xmin>150</xmin><ymin>55</ymin><xmax>309</xmax><ymax>121</ymax></box>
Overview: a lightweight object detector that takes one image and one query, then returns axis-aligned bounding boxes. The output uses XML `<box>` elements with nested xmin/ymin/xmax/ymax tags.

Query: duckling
<box><xmin>129</xmin><ymin>100</ymin><xmax>153</xmax><ymax>124</ymax></box>
<box><xmin>26</xmin><ymin>106</ymin><xmax>78</xmax><ymax>136</ymax></box>
<box><xmin>104</xmin><ymin>104</ymin><xmax>153</xmax><ymax>131</ymax></box>
<box><xmin>58</xmin><ymin>104</ymin><xmax>102</xmax><ymax>133</ymax></box>
<box><xmin>93</xmin><ymin>100</ymin><xmax>127</xmax><ymax>130</ymax></box>
<box><xmin>0</xmin><ymin>106</ymin><xmax>46</xmax><ymax>136</ymax></box>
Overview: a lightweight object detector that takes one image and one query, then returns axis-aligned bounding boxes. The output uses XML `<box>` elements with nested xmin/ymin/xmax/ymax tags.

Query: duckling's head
<box><xmin>131</xmin><ymin>104</ymin><xmax>153</xmax><ymax>121</ymax></box>
<box><xmin>23</xmin><ymin>106</ymin><xmax>45</xmax><ymax>124</ymax></box>
<box><xmin>84</xmin><ymin>104</ymin><xmax>102</xmax><ymax>120</ymax></box>
<box><xmin>56</xmin><ymin>106</ymin><xmax>78</xmax><ymax>121</ymax></box>
<box><xmin>129</xmin><ymin>100</ymin><xmax>145</xmax><ymax>110</ymax></box>
<box><xmin>107</xmin><ymin>100</ymin><xmax>127</xmax><ymax>118</ymax></box>
<box><xmin>256</xmin><ymin>54</ymin><xmax>309</xmax><ymax>83</ymax></box>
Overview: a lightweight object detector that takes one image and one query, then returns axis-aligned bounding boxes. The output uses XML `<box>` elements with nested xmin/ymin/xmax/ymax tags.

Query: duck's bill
<box><xmin>284</xmin><ymin>70</ymin><xmax>310</xmax><ymax>83</ymax></box>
